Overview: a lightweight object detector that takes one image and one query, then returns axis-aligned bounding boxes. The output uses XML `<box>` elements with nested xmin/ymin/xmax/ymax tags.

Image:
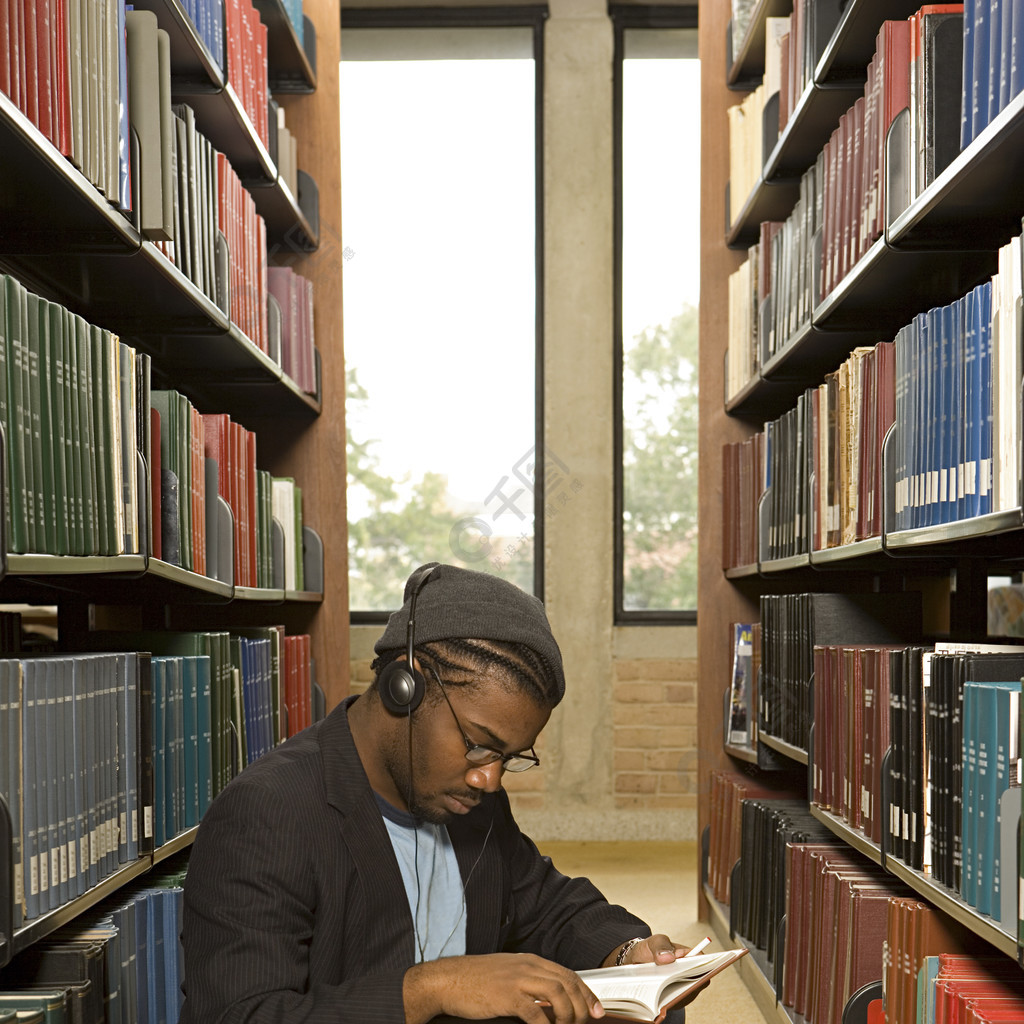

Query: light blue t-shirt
<box><xmin>378</xmin><ymin>795</ymin><xmax>467</xmax><ymax>962</ymax></box>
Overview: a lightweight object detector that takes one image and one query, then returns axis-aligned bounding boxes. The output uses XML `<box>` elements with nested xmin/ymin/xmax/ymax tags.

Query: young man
<box><xmin>180</xmin><ymin>563</ymin><xmax>692</xmax><ymax>1024</ymax></box>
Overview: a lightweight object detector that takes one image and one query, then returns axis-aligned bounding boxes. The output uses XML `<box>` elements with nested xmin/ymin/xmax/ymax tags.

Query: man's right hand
<box><xmin>403</xmin><ymin>952</ymin><xmax>604</xmax><ymax>1024</ymax></box>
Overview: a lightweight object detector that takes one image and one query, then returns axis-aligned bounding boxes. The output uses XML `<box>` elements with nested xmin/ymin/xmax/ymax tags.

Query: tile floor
<box><xmin>536</xmin><ymin>840</ymin><xmax>773</xmax><ymax>1024</ymax></box>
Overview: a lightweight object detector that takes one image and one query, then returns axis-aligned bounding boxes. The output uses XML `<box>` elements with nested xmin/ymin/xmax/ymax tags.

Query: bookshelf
<box><xmin>0</xmin><ymin>0</ymin><xmax>347</xmax><ymax>992</ymax></box>
<box><xmin>700</xmin><ymin>0</ymin><xmax>1024</xmax><ymax>1019</ymax></box>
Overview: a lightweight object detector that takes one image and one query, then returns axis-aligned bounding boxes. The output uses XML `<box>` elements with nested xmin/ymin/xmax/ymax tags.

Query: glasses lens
<box><xmin>503</xmin><ymin>755</ymin><xmax>538</xmax><ymax>773</ymax></box>
<box><xmin>465</xmin><ymin>745</ymin><xmax>503</xmax><ymax>766</ymax></box>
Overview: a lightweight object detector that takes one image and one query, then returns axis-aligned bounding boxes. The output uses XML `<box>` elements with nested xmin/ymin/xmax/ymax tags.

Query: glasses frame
<box><xmin>430</xmin><ymin>669</ymin><xmax>540</xmax><ymax>773</ymax></box>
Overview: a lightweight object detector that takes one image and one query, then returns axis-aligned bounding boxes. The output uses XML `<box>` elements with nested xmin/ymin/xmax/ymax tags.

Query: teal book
<box><xmin>961</xmin><ymin>679</ymin><xmax>978</xmax><ymax>904</ymax></box>
<box><xmin>181</xmin><ymin>655</ymin><xmax>199</xmax><ymax>829</ymax></box>
<box><xmin>151</xmin><ymin>657</ymin><xmax>167</xmax><ymax>849</ymax></box>
<box><xmin>991</xmin><ymin>679</ymin><xmax>1021</xmax><ymax>922</ymax></box>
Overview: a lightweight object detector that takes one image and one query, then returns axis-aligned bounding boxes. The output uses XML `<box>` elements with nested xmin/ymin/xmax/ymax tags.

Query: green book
<box><xmin>47</xmin><ymin>303</ymin><xmax>70</xmax><ymax>555</ymax></box>
<box><xmin>2</xmin><ymin>275</ymin><xmax>29</xmax><ymax>553</ymax></box>
<box><xmin>64</xmin><ymin>315</ymin><xmax>83</xmax><ymax>556</ymax></box>
<box><xmin>74</xmin><ymin>316</ymin><xmax>97</xmax><ymax>555</ymax></box>
<box><xmin>89</xmin><ymin>325</ymin><xmax>115</xmax><ymax>555</ymax></box>
<box><xmin>21</xmin><ymin>288</ymin><xmax>39</xmax><ymax>552</ymax></box>
<box><xmin>293</xmin><ymin>483</ymin><xmax>303</xmax><ymax>591</ymax></box>
<box><xmin>36</xmin><ymin>299</ymin><xmax>57</xmax><ymax>554</ymax></box>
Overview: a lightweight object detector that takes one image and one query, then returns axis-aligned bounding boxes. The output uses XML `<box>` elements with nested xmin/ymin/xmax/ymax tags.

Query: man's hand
<box><xmin>404</xmin><ymin>952</ymin><xmax>605</xmax><ymax>1024</ymax></box>
<box><xmin>601</xmin><ymin>934</ymin><xmax>689</xmax><ymax>968</ymax></box>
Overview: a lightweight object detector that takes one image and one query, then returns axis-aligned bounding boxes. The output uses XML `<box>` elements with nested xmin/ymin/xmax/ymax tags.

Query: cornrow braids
<box><xmin>370</xmin><ymin>638</ymin><xmax>559</xmax><ymax>708</ymax></box>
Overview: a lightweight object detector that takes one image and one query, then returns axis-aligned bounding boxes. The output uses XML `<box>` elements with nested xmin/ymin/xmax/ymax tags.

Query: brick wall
<box><xmin>611</xmin><ymin>655</ymin><xmax>698</xmax><ymax>811</ymax></box>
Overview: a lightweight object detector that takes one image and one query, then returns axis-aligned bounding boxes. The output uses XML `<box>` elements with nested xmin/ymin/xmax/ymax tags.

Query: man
<box><xmin>180</xmin><ymin>563</ymin><xmax>692</xmax><ymax>1024</ymax></box>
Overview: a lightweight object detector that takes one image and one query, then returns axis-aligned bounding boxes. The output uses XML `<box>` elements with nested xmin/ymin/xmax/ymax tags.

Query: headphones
<box><xmin>378</xmin><ymin>565</ymin><xmax>438</xmax><ymax>715</ymax></box>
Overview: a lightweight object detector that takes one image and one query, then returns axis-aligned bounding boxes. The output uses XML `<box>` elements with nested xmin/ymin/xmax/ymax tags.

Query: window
<box><xmin>341</xmin><ymin>11</ymin><xmax>545</xmax><ymax>615</ymax></box>
<box><xmin>613</xmin><ymin>7</ymin><xmax>700</xmax><ymax>620</ymax></box>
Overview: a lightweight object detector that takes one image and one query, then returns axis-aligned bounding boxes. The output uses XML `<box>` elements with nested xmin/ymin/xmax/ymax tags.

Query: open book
<box><xmin>576</xmin><ymin>948</ymin><xmax>749</xmax><ymax>1022</ymax></box>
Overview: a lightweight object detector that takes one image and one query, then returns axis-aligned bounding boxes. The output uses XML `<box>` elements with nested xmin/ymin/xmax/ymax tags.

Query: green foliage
<box><xmin>346</xmin><ymin>368</ymin><xmax>534</xmax><ymax>610</ymax></box>
<box><xmin>622</xmin><ymin>304</ymin><xmax>700</xmax><ymax>611</ymax></box>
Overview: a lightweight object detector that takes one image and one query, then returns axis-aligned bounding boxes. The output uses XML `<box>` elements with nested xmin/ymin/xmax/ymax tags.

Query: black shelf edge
<box><xmin>726</xmin><ymin>175</ymin><xmax>802</xmax><ymax>250</ymax></box>
<box><xmin>764</xmin><ymin>79</ymin><xmax>863</xmax><ymax>182</ymax></box>
<box><xmin>129</xmin><ymin>0</ymin><xmax>226</xmax><ymax>88</ymax></box>
<box><xmin>726</xmin><ymin>0</ymin><xmax>793</xmax><ymax>88</ymax></box>
<box><xmin>813</xmin><ymin>236</ymin><xmax>997</xmax><ymax>334</ymax></box>
<box><xmin>814</xmin><ymin>0</ymin><xmax>926</xmax><ymax>84</ymax></box>
<box><xmin>887</xmin><ymin>90</ymin><xmax>1024</xmax><ymax>252</ymax></box>
<box><xmin>253</xmin><ymin>0</ymin><xmax>317</xmax><ymax>93</ymax></box>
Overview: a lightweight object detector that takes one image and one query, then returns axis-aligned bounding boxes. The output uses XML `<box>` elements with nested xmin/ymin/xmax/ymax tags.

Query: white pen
<box><xmin>683</xmin><ymin>936</ymin><xmax>712</xmax><ymax>958</ymax></box>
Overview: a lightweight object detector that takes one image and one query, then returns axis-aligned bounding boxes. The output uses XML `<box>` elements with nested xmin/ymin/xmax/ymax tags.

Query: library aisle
<box><xmin>536</xmin><ymin>841</ymin><xmax>770</xmax><ymax>1024</ymax></box>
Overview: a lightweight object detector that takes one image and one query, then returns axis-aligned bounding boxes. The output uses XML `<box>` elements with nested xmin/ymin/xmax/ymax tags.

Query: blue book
<box><xmin>1012</xmin><ymin>0</ymin><xmax>1024</xmax><ymax>98</ymax></box>
<box><xmin>919</xmin><ymin>954</ymin><xmax>941</xmax><ymax>1024</ymax></box>
<box><xmin>133</xmin><ymin>892</ymin><xmax>152</xmax><ymax>1024</ymax></box>
<box><xmin>1000</xmin><ymin>0</ymin><xmax>1015</xmax><ymax>110</ymax></box>
<box><xmin>968</xmin><ymin>283</ymin><xmax>988</xmax><ymax>518</ymax></box>
<box><xmin>937</xmin><ymin>302</ymin><xmax>953</xmax><ymax>523</ymax></box>
<box><xmin>162</xmin><ymin>888</ymin><xmax>184</xmax><ymax>1023</ymax></box>
<box><xmin>988</xmin><ymin>0</ymin><xmax>1004</xmax><ymax>125</ymax></box>
<box><xmin>81</xmin><ymin>657</ymin><xmax>99</xmax><ymax>891</ymax></box>
<box><xmin>166</xmin><ymin>658</ymin><xmax>183</xmax><ymax>841</ymax></box>
<box><xmin>148</xmin><ymin>889</ymin><xmax>167</xmax><ymax>1024</ymax></box>
<box><xmin>973</xmin><ymin>0</ymin><xmax>992</xmax><ymax>138</ymax></box>
<box><xmin>961</xmin><ymin>289</ymin><xmax>978</xmax><ymax>522</ymax></box>
<box><xmin>977</xmin><ymin>280</ymin><xmax>993</xmax><ymax>517</ymax></box>
<box><xmin>963</xmin><ymin>0</ymin><xmax>977</xmax><ymax>146</ymax></box>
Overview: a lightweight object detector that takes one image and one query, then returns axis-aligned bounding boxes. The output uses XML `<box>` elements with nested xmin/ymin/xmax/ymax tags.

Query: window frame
<box><xmin>611</xmin><ymin>2</ymin><xmax>700</xmax><ymax>626</ymax></box>
<box><xmin>340</xmin><ymin>6</ymin><xmax>549</xmax><ymax>624</ymax></box>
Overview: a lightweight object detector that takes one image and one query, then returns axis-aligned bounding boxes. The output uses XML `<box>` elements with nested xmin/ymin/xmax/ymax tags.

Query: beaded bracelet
<box><xmin>614</xmin><ymin>937</ymin><xmax>644</xmax><ymax>966</ymax></box>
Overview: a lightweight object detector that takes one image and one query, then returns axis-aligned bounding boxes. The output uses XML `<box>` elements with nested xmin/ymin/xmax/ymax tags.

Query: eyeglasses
<box><xmin>432</xmin><ymin>671</ymin><xmax>540</xmax><ymax>773</ymax></box>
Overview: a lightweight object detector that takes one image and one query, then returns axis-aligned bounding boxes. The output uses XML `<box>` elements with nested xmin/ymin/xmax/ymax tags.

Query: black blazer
<box><xmin>179</xmin><ymin>697</ymin><xmax>650</xmax><ymax>1024</ymax></box>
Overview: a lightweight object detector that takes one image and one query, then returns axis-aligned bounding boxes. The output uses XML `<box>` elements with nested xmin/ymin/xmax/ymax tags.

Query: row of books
<box><xmin>0</xmin><ymin>873</ymin><xmax>187</xmax><ymax>1024</ymax></box>
<box><xmin>963</xmin><ymin>0</ymin><xmax>1024</xmax><ymax>148</ymax></box>
<box><xmin>711</xmin><ymin>776</ymin><xmax>1024</xmax><ymax>1024</ymax></box>
<box><xmin>782</xmin><ymin>841</ymin><xmax>912</xmax><ymax>1024</ymax></box>
<box><xmin>2</xmin><ymin>275</ymin><xmax>148</xmax><ymax>557</ymax></box>
<box><xmin>1</xmin><ymin>273</ymin><xmax>314</xmax><ymax>585</ymax></box>
<box><xmin>759</xmin><ymin>591</ymin><xmax>922</xmax><ymax>750</ymax></box>
<box><xmin>722</xmin><ymin>224</ymin><xmax>1023</xmax><ymax>562</ymax></box>
<box><xmin>0</xmin><ymin>628</ymin><xmax>317</xmax><ymax>926</ymax></box>
<box><xmin>1</xmin><ymin>0</ymin><xmax>130</xmax><ymax>210</ymax></box>
<box><xmin>268</xmin><ymin>265</ymin><xmax>318</xmax><ymax>398</ymax></box>
<box><xmin>226</xmin><ymin>0</ymin><xmax>270</xmax><ymax>151</ymax></box>
<box><xmin>178</xmin><ymin>0</ymin><xmax>226</xmax><ymax>73</ymax></box>
<box><xmin>892</xmin><ymin>231</ymin><xmax>1023</xmax><ymax>530</ymax></box>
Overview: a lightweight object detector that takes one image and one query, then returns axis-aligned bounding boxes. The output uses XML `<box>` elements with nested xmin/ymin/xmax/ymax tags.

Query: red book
<box><xmin>0</xmin><ymin>0</ymin><xmax>11</xmax><ymax>100</ymax></box>
<box><xmin>35</xmin><ymin>0</ymin><xmax>52</xmax><ymax>142</ymax></box>
<box><xmin>54</xmin><ymin>0</ymin><xmax>71</xmax><ymax>155</ymax></box>
<box><xmin>20</xmin><ymin>0</ymin><xmax>37</xmax><ymax>127</ymax></box>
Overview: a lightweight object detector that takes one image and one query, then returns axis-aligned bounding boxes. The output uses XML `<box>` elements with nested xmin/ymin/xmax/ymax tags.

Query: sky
<box><xmin>340</xmin><ymin>48</ymin><xmax>701</xmax><ymax>514</ymax></box>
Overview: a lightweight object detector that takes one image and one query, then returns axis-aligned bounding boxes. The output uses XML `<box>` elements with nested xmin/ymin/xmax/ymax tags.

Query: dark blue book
<box><xmin>181</xmin><ymin>656</ymin><xmax>199</xmax><ymax>829</ymax></box>
<box><xmin>973</xmin><ymin>0</ymin><xmax>992</xmax><ymax>138</ymax></box>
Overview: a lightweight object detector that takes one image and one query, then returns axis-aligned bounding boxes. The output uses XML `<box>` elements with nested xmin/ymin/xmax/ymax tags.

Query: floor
<box><xmin>535</xmin><ymin>840</ymin><xmax>773</xmax><ymax>1024</ymax></box>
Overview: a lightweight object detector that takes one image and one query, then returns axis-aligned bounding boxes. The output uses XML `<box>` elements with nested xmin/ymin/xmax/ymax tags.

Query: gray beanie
<box><xmin>373</xmin><ymin>562</ymin><xmax>565</xmax><ymax>704</ymax></box>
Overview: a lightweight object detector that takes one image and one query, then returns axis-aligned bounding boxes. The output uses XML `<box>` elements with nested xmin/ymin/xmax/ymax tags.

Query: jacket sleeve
<box><xmin>492</xmin><ymin>795</ymin><xmax>652</xmax><ymax>970</ymax></box>
<box><xmin>179</xmin><ymin>774</ymin><xmax>408</xmax><ymax>1024</ymax></box>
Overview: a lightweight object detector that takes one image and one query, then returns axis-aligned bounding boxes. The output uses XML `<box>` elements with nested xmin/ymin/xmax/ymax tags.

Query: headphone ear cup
<box><xmin>378</xmin><ymin>661</ymin><xmax>425</xmax><ymax>715</ymax></box>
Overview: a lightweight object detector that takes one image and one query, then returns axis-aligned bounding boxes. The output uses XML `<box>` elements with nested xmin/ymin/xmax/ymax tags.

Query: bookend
<box><xmin>879</xmin><ymin>747</ymin><xmax>893</xmax><ymax>871</ymax></box>
<box><xmin>214</xmin><ymin>496</ymin><xmax>233</xmax><ymax>586</ymax></box>
<box><xmin>302</xmin><ymin>15</ymin><xmax>317</xmax><ymax>80</ymax></box>
<box><xmin>302</xmin><ymin>526</ymin><xmax>324</xmax><ymax>594</ymax></box>
<box><xmin>884</xmin><ymin>108</ymin><xmax>912</xmax><ymax>234</ymax></box>
<box><xmin>728</xmin><ymin>860</ymin><xmax>741</xmax><ymax>941</ymax></box>
<box><xmin>204</xmin><ymin>457</ymin><xmax>219</xmax><ymax>575</ymax></box>
<box><xmin>701</xmin><ymin>824</ymin><xmax>710</xmax><ymax>889</ymax></box>
<box><xmin>137</xmin><ymin>449</ymin><xmax>150</xmax><ymax>560</ymax></box>
<box><xmin>773</xmin><ymin>916</ymin><xmax>785</xmax><ymax>1004</ymax></box>
<box><xmin>312</xmin><ymin>673</ymin><xmax>325</xmax><ymax>723</ymax></box>
<box><xmin>297</xmin><ymin>169</ymin><xmax>320</xmax><ymax>246</ymax></box>
<box><xmin>842</xmin><ymin>981</ymin><xmax>883</xmax><ymax>1024</ymax></box>
<box><xmin>215</xmin><ymin>229</ymin><xmax>230</xmax><ymax>316</ymax></box>
<box><xmin>271</xmin><ymin>517</ymin><xmax>285</xmax><ymax>590</ymax></box>
<box><xmin>268</xmin><ymin>293</ymin><xmax>283</xmax><ymax>367</ymax></box>
<box><xmin>0</xmin><ymin>791</ymin><xmax>11</xmax><ymax>967</ymax></box>
<box><xmin>761</xmin><ymin>91</ymin><xmax>780</xmax><ymax>168</ymax></box>
<box><xmin>128</xmin><ymin>125</ymin><xmax>142</xmax><ymax>235</ymax></box>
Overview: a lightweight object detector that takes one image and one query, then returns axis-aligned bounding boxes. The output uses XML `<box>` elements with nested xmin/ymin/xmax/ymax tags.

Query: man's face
<box><xmin>385</xmin><ymin>667</ymin><xmax>550</xmax><ymax>825</ymax></box>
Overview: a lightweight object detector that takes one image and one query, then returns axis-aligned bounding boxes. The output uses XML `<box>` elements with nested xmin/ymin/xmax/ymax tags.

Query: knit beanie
<box><xmin>373</xmin><ymin>562</ymin><xmax>566</xmax><ymax>704</ymax></box>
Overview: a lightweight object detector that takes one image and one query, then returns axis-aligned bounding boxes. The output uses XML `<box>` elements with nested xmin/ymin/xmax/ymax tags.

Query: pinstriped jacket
<box><xmin>178</xmin><ymin>696</ymin><xmax>650</xmax><ymax>1024</ymax></box>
